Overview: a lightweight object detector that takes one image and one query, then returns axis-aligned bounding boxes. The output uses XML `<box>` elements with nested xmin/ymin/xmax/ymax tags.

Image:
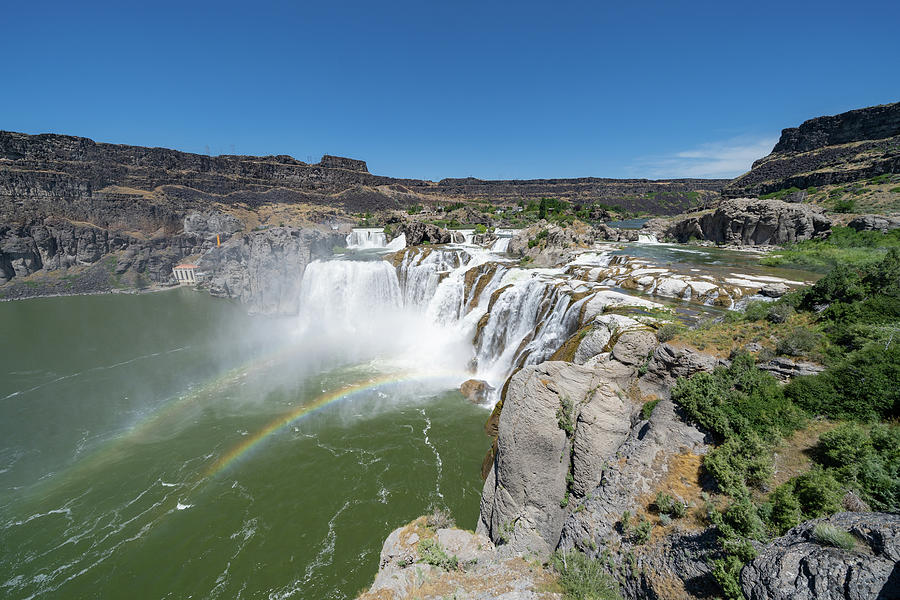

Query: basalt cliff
<box><xmin>724</xmin><ymin>102</ymin><xmax>900</xmax><ymax>198</ymax></box>
<box><xmin>0</xmin><ymin>130</ymin><xmax>725</xmax><ymax>303</ymax></box>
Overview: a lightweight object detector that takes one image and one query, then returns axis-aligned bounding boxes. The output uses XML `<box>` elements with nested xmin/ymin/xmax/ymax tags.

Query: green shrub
<box><xmin>786</xmin><ymin>345</ymin><xmax>899</xmax><ymax>421</ymax></box>
<box><xmin>767</xmin><ymin>484</ymin><xmax>802</xmax><ymax>534</ymax></box>
<box><xmin>833</xmin><ymin>197</ymin><xmax>856</xmax><ymax>213</ymax></box>
<box><xmin>711</xmin><ymin>555</ymin><xmax>745</xmax><ymax>600</ymax></box>
<box><xmin>418</xmin><ymin>538</ymin><xmax>458</xmax><ymax>570</ymax></box>
<box><xmin>723</xmin><ymin>495</ymin><xmax>766</xmax><ymax>540</ymax></box>
<box><xmin>656</xmin><ymin>322</ymin><xmax>682</xmax><ymax>342</ymax></box>
<box><xmin>557</xmin><ymin>396</ymin><xmax>575</xmax><ymax>436</ymax></box>
<box><xmin>641</xmin><ymin>398</ymin><xmax>661</xmax><ymax>420</ymax></box>
<box><xmin>550</xmin><ymin>550</ymin><xmax>621</xmax><ymax>600</ymax></box>
<box><xmin>632</xmin><ymin>516</ymin><xmax>653</xmax><ymax>544</ymax></box>
<box><xmin>775</xmin><ymin>327</ymin><xmax>820</xmax><ymax>356</ymax></box>
<box><xmin>812</xmin><ymin>523</ymin><xmax>856</xmax><ymax>550</ymax></box>
<box><xmin>792</xmin><ymin>469</ymin><xmax>843</xmax><ymax>518</ymax></box>
<box><xmin>742</xmin><ymin>300</ymin><xmax>770</xmax><ymax>321</ymax></box>
<box><xmin>474</xmin><ymin>223</ymin><xmax>487</xmax><ymax>234</ymax></box>
<box><xmin>673</xmin><ymin>354</ymin><xmax>803</xmax><ymax>443</ymax></box>
<box><xmin>817</xmin><ymin>423</ymin><xmax>871</xmax><ymax>468</ymax></box>
<box><xmin>817</xmin><ymin>423</ymin><xmax>900</xmax><ymax>512</ymax></box>
<box><xmin>654</xmin><ymin>491</ymin><xmax>687</xmax><ymax>517</ymax></box>
<box><xmin>705</xmin><ymin>434</ymin><xmax>773</xmax><ymax>497</ymax></box>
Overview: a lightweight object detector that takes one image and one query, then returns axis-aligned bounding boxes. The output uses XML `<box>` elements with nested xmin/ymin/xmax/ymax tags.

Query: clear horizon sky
<box><xmin>3</xmin><ymin>1</ymin><xmax>898</xmax><ymax>181</ymax></box>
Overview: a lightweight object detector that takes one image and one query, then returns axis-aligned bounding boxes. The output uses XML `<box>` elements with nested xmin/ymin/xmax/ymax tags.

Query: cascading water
<box><xmin>295</xmin><ymin>245</ymin><xmax>578</xmax><ymax>400</ymax></box>
<box><xmin>346</xmin><ymin>227</ymin><xmax>388</xmax><ymax>249</ymax></box>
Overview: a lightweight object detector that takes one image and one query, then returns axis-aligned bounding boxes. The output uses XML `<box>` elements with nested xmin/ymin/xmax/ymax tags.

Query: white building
<box><xmin>172</xmin><ymin>264</ymin><xmax>198</xmax><ymax>284</ymax></box>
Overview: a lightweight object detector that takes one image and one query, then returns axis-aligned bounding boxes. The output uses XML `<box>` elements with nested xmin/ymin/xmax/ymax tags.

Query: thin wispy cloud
<box><xmin>636</xmin><ymin>135</ymin><xmax>778</xmax><ymax>179</ymax></box>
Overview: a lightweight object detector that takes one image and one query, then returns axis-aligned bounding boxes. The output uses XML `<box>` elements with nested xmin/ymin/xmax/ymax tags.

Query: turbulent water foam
<box><xmin>294</xmin><ymin>245</ymin><xmax>595</xmax><ymax>398</ymax></box>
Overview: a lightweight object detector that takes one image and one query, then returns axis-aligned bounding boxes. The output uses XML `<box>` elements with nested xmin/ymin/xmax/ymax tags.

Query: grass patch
<box><xmin>812</xmin><ymin>523</ymin><xmax>856</xmax><ymax>550</ymax></box>
<box><xmin>761</xmin><ymin>226</ymin><xmax>900</xmax><ymax>271</ymax></box>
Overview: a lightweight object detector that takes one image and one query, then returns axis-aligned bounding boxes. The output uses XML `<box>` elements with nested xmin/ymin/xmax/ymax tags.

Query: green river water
<box><xmin>0</xmin><ymin>289</ymin><xmax>490</xmax><ymax>599</ymax></box>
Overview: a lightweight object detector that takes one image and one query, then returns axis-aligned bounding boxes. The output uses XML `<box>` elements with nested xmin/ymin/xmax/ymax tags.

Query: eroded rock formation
<box><xmin>663</xmin><ymin>197</ymin><xmax>832</xmax><ymax>245</ymax></box>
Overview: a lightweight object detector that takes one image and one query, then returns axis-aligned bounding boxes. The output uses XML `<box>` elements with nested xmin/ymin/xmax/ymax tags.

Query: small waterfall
<box><xmin>346</xmin><ymin>228</ymin><xmax>388</xmax><ymax>249</ymax></box>
<box><xmin>490</xmin><ymin>237</ymin><xmax>511</xmax><ymax>253</ymax></box>
<box><xmin>472</xmin><ymin>276</ymin><xmax>553</xmax><ymax>381</ymax></box>
<box><xmin>637</xmin><ymin>232</ymin><xmax>660</xmax><ymax>244</ymax></box>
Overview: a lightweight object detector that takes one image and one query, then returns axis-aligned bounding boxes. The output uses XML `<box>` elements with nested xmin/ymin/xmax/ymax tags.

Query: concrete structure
<box><xmin>172</xmin><ymin>264</ymin><xmax>198</xmax><ymax>284</ymax></box>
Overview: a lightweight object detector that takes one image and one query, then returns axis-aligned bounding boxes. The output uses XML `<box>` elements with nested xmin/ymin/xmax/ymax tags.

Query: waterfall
<box><xmin>490</xmin><ymin>237</ymin><xmax>511</xmax><ymax>253</ymax></box>
<box><xmin>346</xmin><ymin>228</ymin><xmax>388</xmax><ymax>249</ymax></box>
<box><xmin>637</xmin><ymin>232</ymin><xmax>660</xmax><ymax>244</ymax></box>
<box><xmin>293</xmin><ymin>243</ymin><xmax>650</xmax><ymax>404</ymax></box>
<box><xmin>297</xmin><ymin>260</ymin><xmax>403</xmax><ymax>336</ymax></box>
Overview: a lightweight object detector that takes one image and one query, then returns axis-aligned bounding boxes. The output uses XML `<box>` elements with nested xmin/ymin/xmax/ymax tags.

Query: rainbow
<box><xmin>202</xmin><ymin>372</ymin><xmax>442</xmax><ymax>479</ymax></box>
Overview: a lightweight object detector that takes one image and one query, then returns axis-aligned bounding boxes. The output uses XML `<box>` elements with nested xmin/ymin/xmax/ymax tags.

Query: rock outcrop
<box><xmin>507</xmin><ymin>222</ymin><xmax>599</xmax><ymax>267</ymax></box>
<box><xmin>198</xmin><ymin>226</ymin><xmax>342</xmax><ymax>315</ymax></box>
<box><xmin>664</xmin><ymin>198</ymin><xmax>832</xmax><ymax>245</ymax></box>
<box><xmin>848</xmin><ymin>214</ymin><xmax>900</xmax><ymax>233</ymax></box>
<box><xmin>395</xmin><ymin>221</ymin><xmax>456</xmax><ymax>246</ymax></box>
<box><xmin>724</xmin><ymin>102</ymin><xmax>900</xmax><ymax>198</ymax></box>
<box><xmin>477</xmin><ymin>361</ymin><xmax>619</xmax><ymax>558</ymax></box>
<box><xmin>740</xmin><ymin>512</ymin><xmax>900</xmax><ymax>600</ymax></box>
<box><xmin>358</xmin><ymin>517</ymin><xmax>560</xmax><ymax>600</ymax></box>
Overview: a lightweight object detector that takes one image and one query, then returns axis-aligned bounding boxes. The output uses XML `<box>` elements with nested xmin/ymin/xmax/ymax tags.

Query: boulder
<box><xmin>760</xmin><ymin>282</ymin><xmax>790</xmax><ymax>297</ymax></box>
<box><xmin>611</xmin><ymin>329</ymin><xmax>658</xmax><ymax>366</ymax></box>
<box><xmin>741</xmin><ymin>512</ymin><xmax>900</xmax><ymax>600</ymax></box>
<box><xmin>848</xmin><ymin>214</ymin><xmax>900</xmax><ymax>233</ymax></box>
<box><xmin>758</xmin><ymin>357</ymin><xmax>826</xmax><ymax>380</ymax></box>
<box><xmin>459</xmin><ymin>379</ymin><xmax>495</xmax><ymax>404</ymax></box>
<box><xmin>395</xmin><ymin>221</ymin><xmax>455</xmax><ymax>246</ymax></box>
<box><xmin>639</xmin><ymin>343</ymin><xmax>726</xmax><ymax>398</ymax></box>
<box><xmin>360</xmin><ymin>519</ymin><xmax>559</xmax><ymax>600</ymax></box>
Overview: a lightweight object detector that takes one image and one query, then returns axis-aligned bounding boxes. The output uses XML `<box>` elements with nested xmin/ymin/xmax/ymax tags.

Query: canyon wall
<box><xmin>724</xmin><ymin>102</ymin><xmax>900</xmax><ymax>198</ymax></box>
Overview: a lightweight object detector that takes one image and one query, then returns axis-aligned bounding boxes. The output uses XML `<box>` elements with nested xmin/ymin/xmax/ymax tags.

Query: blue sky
<box><xmin>2</xmin><ymin>1</ymin><xmax>898</xmax><ymax>180</ymax></box>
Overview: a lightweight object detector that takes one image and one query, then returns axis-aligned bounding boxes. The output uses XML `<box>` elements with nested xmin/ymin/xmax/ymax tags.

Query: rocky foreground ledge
<box><xmin>359</xmin><ymin>319</ymin><xmax>899</xmax><ymax>600</ymax></box>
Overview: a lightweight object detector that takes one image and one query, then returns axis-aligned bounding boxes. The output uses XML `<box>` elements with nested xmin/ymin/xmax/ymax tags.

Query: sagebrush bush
<box><xmin>550</xmin><ymin>550</ymin><xmax>621</xmax><ymax>600</ymax></box>
<box><xmin>656</xmin><ymin>322</ymin><xmax>681</xmax><ymax>342</ymax></box>
<box><xmin>417</xmin><ymin>538</ymin><xmax>458</xmax><ymax>570</ymax></box>
<box><xmin>776</xmin><ymin>327</ymin><xmax>820</xmax><ymax>356</ymax></box>
<box><xmin>767</xmin><ymin>302</ymin><xmax>795</xmax><ymax>324</ymax></box>
<box><xmin>425</xmin><ymin>505</ymin><xmax>456</xmax><ymax>529</ymax></box>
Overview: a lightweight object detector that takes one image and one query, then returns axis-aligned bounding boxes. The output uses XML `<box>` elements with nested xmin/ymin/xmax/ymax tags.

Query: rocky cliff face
<box><xmin>661</xmin><ymin>197</ymin><xmax>832</xmax><ymax>245</ymax></box>
<box><xmin>0</xmin><ymin>130</ymin><xmax>728</xmax><ymax>300</ymax></box>
<box><xmin>199</xmin><ymin>226</ymin><xmax>343</xmax><ymax>315</ymax></box>
<box><xmin>724</xmin><ymin>102</ymin><xmax>900</xmax><ymax>198</ymax></box>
